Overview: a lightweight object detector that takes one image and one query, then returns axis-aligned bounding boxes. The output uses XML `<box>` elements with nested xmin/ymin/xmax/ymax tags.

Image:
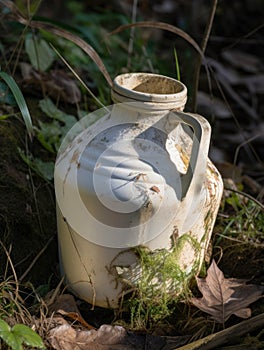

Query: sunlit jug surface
<box><xmin>54</xmin><ymin>73</ymin><xmax>223</xmax><ymax>308</ymax></box>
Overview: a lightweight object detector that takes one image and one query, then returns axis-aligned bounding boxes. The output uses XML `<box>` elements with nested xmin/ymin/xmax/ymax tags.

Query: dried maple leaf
<box><xmin>191</xmin><ymin>260</ymin><xmax>264</xmax><ymax>323</ymax></box>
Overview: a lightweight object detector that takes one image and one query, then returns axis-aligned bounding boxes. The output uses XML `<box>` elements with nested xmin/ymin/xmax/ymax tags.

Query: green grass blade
<box><xmin>0</xmin><ymin>114</ymin><xmax>12</xmax><ymax>120</ymax></box>
<box><xmin>50</xmin><ymin>43</ymin><xmax>108</xmax><ymax>110</ymax></box>
<box><xmin>0</xmin><ymin>71</ymin><xmax>34</xmax><ymax>140</ymax></box>
<box><xmin>2</xmin><ymin>1</ymin><xmax>112</xmax><ymax>87</ymax></box>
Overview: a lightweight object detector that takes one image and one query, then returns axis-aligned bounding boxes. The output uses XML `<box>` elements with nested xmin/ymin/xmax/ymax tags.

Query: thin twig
<box><xmin>0</xmin><ymin>0</ymin><xmax>113</xmax><ymax>87</ymax></box>
<box><xmin>224</xmin><ymin>187</ymin><xmax>264</xmax><ymax>210</ymax></box>
<box><xmin>176</xmin><ymin>312</ymin><xmax>264</xmax><ymax>350</ymax></box>
<box><xmin>215</xmin><ymin>233</ymin><xmax>264</xmax><ymax>247</ymax></box>
<box><xmin>209</xmin><ymin>63</ymin><xmax>261</xmax><ymax>163</ymax></box>
<box><xmin>127</xmin><ymin>0</ymin><xmax>138</xmax><ymax>70</ymax></box>
<box><xmin>46</xmin><ymin>276</ymin><xmax>65</xmax><ymax>307</ymax></box>
<box><xmin>19</xmin><ymin>235</ymin><xmax>54</xmax><ymax>282</ymax></box>
<box><xmin>50</xmin><ymin>43</ymin><xmax>109</xmax><ymax>111</ymax></box>
<box><xmin>108</xmin><ymin>20</ymin><xmax>212</xmax><ymax>91</ymax></box>
<box><xmin>192</xmin><ymin>0</ymin><xmax>218</xmax><ymax>112</ymax></box>
<box><xmin>0</xmin><ymin>241</ymin><xmax>19</xmax><ymax>302</ymax></box>
<box><xmin>64</xmin><ymin>217</ymin><xmax>97</xmax><ymax>309</ymax></box>
<box><xmin>234</xmin><ymin>134</ymin><xmax>262</xmax><ymax>167</ymax></box>
<box><xmin>223</xmin><ymin>22</ymin><xmax>264</xmax><ymax>51</ymax></box>
<box><xmin>141</xmin><ymin>45</ymin><xmax>155</xmax><ymax>72</ymax></box>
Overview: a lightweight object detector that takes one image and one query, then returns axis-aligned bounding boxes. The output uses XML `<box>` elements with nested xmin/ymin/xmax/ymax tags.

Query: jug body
<box><xmin>55</xmin><ymin>73</ymin><xmax>223</xmax><ymax>308</ymax></box>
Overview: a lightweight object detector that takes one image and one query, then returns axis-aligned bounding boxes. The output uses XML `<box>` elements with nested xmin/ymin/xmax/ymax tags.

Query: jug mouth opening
<box><xmin>112</xmin><ymin>72</ymin><xmax>187</xmax><ymax>105</ymax></box>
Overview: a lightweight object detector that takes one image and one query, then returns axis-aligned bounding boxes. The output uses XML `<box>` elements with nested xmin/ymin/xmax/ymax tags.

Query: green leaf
<box><xmin>39</xmin><ymin>98</ymin><xmax>76</xmax><ymax>125</ymax></box>
<box><xmin>37</xmin><ymin>120</ymin><xmax>61</xmax><ymax>153</ymax></box>
<box><xmin>12</xmin><ymin>324</ymin><xmax>45</xmax><ymax>349</ymax></box>
<box><xmin>37</xmin><ymin>98</ymin><xmax>77</xmax><ymax>152</ymax></box>
<box><xmin>0</xmin><ymin>318</ymin><xmax>11</xmax><ymax>336</ymax></box>
<box><xmin>0</xmin><ymin>71</ymin><xmax>34</xmax><ymax>139</ymax></box>
<box><xmin>25</xmin><ymin>34</ymin><xmax>54</xmax><ymax>72</ymax></box>
<box><xmin>0</xmin><ymin>319</ymin><xmax>22</xmax><ymax>350</ymax></box>
<box><xmin>7</xmin><ymin>12</ymin><xmax>113</xmax><ymax>86</ymax></box>
<box><xmin>0</xmin><ymin>320</ymin><xmax>45</xmax><ymax>350</ymax></box>
<box><xmin>18</xmin><ymin>148</ymin><xmax>54</xmax><ymax>181</ymax></box>
<box><xmin>33</xmin><ymin>158</ymin><xmax>54</xmax><ymax>181</ymax></box>
<box><xmin>15</xmin><ymin>0</ymin><xmax>41</xmax><ymax>16</ymax></box>
<box><xmin>2</xmin><ymin>332</ymin><xmax>23</xmax><ymax>350</ymax></box>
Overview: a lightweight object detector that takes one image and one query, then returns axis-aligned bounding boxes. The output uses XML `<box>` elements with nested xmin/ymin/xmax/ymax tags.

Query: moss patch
<box><xmin>119</xmin><ymin>237</ymin><xmax>202</xmax><ymax>329</ymax></box>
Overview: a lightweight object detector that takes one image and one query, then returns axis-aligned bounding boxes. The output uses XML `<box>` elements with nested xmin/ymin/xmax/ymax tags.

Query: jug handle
<box><xmin>170</xmin><ymin>111</ymin><xmax>211</xmax><ymax>199</ymax></box>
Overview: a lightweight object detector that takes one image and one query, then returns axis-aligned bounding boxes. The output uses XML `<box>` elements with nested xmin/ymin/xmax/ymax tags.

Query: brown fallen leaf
<box><xmin>20</xmin><ymin>62</ymin><xmax>81</xmax><ymax>103</ymax></box>
<box><xmin>49</xmin><ymin>294</ymin><xmax>95</xmax><ymax>330</ymax></box>
<box><xmin>48</xmin><ymin>317</ymin><xmax>191</xmax><ymax>350</ymax></box>
<box><xmin>191</xmin><ymin>260</ymin><xmax>264</xmax><ymax>323</ymax></box>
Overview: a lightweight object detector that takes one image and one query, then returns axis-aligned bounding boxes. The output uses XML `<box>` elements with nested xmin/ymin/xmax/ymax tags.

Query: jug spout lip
<box><xmin>112</xmin><ymin>72</ymin><xmax>187</xmax><ymax>108</ymax></box>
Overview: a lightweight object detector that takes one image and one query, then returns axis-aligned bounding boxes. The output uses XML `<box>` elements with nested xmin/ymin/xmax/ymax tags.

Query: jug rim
<box><xmin>112</xmin><ymin>72</ymin><xmax>187</xmax><ymax>104</ymax></box>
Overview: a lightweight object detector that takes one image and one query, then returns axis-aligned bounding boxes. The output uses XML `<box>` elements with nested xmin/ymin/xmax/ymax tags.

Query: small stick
<box><xmin>175</xmin><ymin>312</ymin><xmax>264</xmax><ymax>350</ymax></box>
<box><xmin>46</xmin><ymin>276</ymin><xmax>65</xmax><ymax>307</ymax></box>
<box><xmin>127</xmin><ymin>0</ymin><xmax>138</xmax><ymax>70</ymax></box>
<box><xmin>19</xmin><ymin>235</ymin><xmax>54</xmax><ymax>282</ymax></box>
<box><xmin>192</xmin><ymin>0</ymin><xmax>218</xmax><ymax>112</ymax></box>
<box><xmin>224</xmin><ymin>187</ymin><xmax>264</xmax><ymax>210</ymax></box>
<box><xmin>0</xmin><ymin>241</ymin><xmax>19</xmax><ymax>299</ymax></box>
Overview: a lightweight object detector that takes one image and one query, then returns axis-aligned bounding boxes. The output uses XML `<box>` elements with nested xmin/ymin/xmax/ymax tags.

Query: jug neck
<box><xmin>111</xmin><ymin>73</ymin><xmax>187</xmax><ymax>112</ymax></box>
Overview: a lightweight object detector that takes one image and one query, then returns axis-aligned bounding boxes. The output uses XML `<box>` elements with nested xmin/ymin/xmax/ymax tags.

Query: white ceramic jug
<box><xmin>54</xmin><ymin>73</ymin><xmax>223</xmax><ymax>308</ymax></box>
